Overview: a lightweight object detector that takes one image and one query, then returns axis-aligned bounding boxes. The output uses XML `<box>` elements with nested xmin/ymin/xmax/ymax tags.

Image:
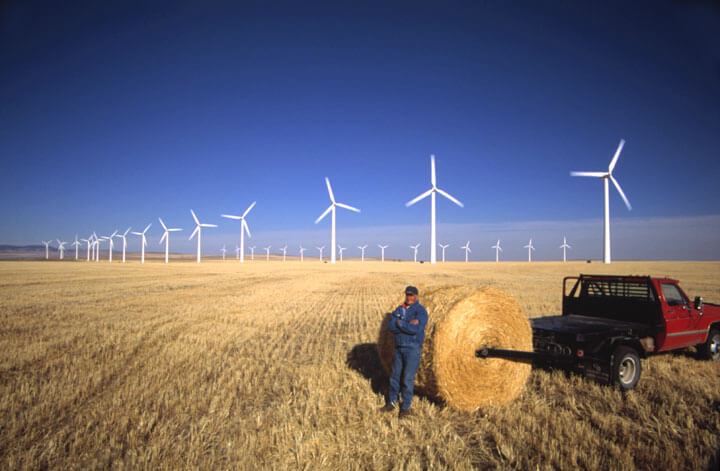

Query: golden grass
<box><xmin>1</xmin><ymin>260</ymin><xmax>719</xmax><ymax>470</ymax></box>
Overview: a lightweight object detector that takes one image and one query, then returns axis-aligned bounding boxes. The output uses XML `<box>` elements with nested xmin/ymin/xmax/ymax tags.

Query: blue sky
<box><xmin>1</xmin><ymin>1</ymin><xmax>719</xmax><ymax>260</ymax></box>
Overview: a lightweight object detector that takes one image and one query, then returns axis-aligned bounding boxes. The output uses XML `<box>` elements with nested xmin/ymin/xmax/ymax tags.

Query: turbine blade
<box><xmin>190</xmin><ymin>209</ymin><xmax>199</xmax><ymax>224</ymax></box>
<box><xmin>436</xmin><ymin>188</ymin><xmax>464</xmax><ymax>207</ymax></box>
<box><xmin>124</xmin><ymin>227</ymin><xmax>131</xmax><ymax>236</ymax></box>
<box><xmin>158</xmin><ymin>218</ymin><xmax>167</xmax><ymax>230</ymax></box>
<box><xmin>570</xmin><ymin>171</ymin><xmax>607</xmax><ymax>178</ymax></box>
<box><xmin>405</xmin><ymin>188</ymin><xmax>432</xmax><ymax>207</ymax></box>
<box><xmin>201</xmin><ymin>223</ymin><xmax>218</xmax><ymax>228</ymax></box>
<box><xmin>336</xmin><ymin>202</ymin><xmax>360</xmax><ymax>213</ymax></box>
<box><xmin>325</xmin><ymin>177</ymin><xmax>335</xmax><ymax>202</ymax></box>
<box><xmin>610</xmin><ymin>175</ymin><xmax>632</xmax><ymax>210</ymax></box>
<box><xmin>143</xmin><ymin>223</ymin><xmax>152</xmax><ymax>233</ymax></box>
<box><xmin>221</xmin><ymin>214</ymin><xmax>242</xmax><ymax>220</ymax></box>
<box><xmin>430</xmin><ymin>154</ymin><xmax>436</xmax><ymax>187</ymax></box>
<box><xmin>160</xmin><ymin>232</ymin><xmax>167</xmax><ymax>243</ymax></box>
<box><xmin>608</xmin><ymin>139</ymin><xmax>626</xmax><ymax>173</ymax></box>
<box><xmin>315</xmin><ymin>205</ymin><xmax>333</xmax><ymax>224</ymax></box>
<box><xmin>189</xmin><ymin>226</ymin><xmax>199</xmax><ymax>240</ymax></box>
<box><xmin>243</xmin><ymin>219</ymin><xmax>251</xmax><ymax>238</ymax></box>
<box><xmin>243</xmin><ymin>201</ymin><xmax>256</xmax><ymax>218</ymax></box>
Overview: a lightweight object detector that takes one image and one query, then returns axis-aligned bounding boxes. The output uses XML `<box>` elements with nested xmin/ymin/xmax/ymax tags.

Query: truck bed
<box><xmin>532</xmin><ymin>315</ymin><xmax>654</xmax><ymax>337</ymax></box>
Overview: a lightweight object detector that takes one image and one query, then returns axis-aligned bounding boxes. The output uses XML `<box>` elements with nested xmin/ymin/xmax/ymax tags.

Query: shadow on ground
<box><xmin>346</xmin><ymin>343</ymin><xmax>388</xmax><ymax>396</ymax></box>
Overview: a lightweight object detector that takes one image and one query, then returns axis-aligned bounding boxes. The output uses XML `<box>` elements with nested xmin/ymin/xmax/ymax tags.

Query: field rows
<box><xmin>1</xmin><ymin>261</ymin><xmax>719</xmax><ymax>469</ymax></box>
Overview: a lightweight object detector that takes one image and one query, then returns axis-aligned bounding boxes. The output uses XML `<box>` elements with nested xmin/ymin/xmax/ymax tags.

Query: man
<box><xmin>380</xmin><ymin>285</ymin><xmax>429</xmax><ymax>418</ymax></box>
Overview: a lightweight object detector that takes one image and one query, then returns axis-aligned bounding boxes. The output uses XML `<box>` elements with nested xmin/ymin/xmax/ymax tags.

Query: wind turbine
<box><xmin>158</xmin><ymin>218</ymin><xmax>181</xmax><ymax>264</ymax></box>
<box><xmin>571</xmin><ymin>139</ymin><xmax>632</xmax><ymax>264</ymax></box>
<box><xmin>299</xmin><ymin>245</ymin><xmax>306</xmax><ymax>262</ymax></box>
<box><xmin>114</xmin><ymin>227</ymin><xmax>131</xmax><ymax>263</ymax></box>
<box><xmin>337</xmin><ymin>245</ymin><xmax>346</xmax><ymax>262</ymax></box>
<box><xmin>560</xmin><ymin>236</ymin><xmax>571</xmax><ymax>263</ymax></box>
<box><xmin>405</xmin><ymin>155</ymin><xmax>464</xmax><ymax>264</ymax></box>
<box><xmin>71</xmin><ymin>235</ymin><xmax>80</xmax><ymax>260</ymax></box>
<box><xmin>315</xmin><ymin>178</ymin><xmax>360</xmax><ymax>264</ymax></box>
<box><xmin>410</xmin><ymin>243</ymin><xmax>421</xmax><ymax>263</ymax></box>
<box><xmin>221</xmin><ymin>201</ymin><xmax>255</xmax><ymax>263</ymax></box>
<box><xmin>438</xmin><ymin>244</ymin><xmax>449</xmax><ymax>263</ymax></box>
<box><xmin>249</xmin><ymin>246</ymin><xmax>256</xmax><ymax>260</ymax></box>
<box><xmin>491</xmin><ymin>240</ymin><xmax>502</xmax><ymax>263</ymax></box>
<box><xmin>131</xmin><ymin>224</ymin><xmax>152</xmax><ymax>264</ymax></box>
<box><xmin>235</xmin><ymin>246</ymin><xmax>241</xmax><ymax>260</ymax></box>
<box><xmin>94</xmin><ymin>237</ymin><xmax>102</xmax><ymax>262</ymax></box>
<box><xmin>524</xmin><ymin>239</ymin><xmax>535</xmax><ymax>262</ymax></box>
<box><xmin>189</xmin><ymin>210</ymin><xmax>217</xmax><ymax>264</ymax></box>
<box><xmin>460</xmin><ymin>241</ymin><xmax>471</xmax><ymax>263</ymax></box>
<box><xmin>378</xmin><ymin>244</ymin><xmax>388</xmax><ymax>262</ymax></box>
<box><xmin>101</xmin><ymin>231</ymin><xmax>118</xmax><ymax>262</ymax></box>
<box><xmin>56</xmin><ymin>239</ymin><xmax>66</xmax><ymax>260</ymax></box>
<box><xmin>358</xmin><ymin>245</ymin><xmax>367</xmax><ymax>262</ymax></box>
<box><xmin>279</xmin><ymin>245</ymin><xmax>287</xmax><ymax>262</ymax></box>
<box><xmin>264</xmin><ymin>245</ymin><xmax>271</xmax><ymax>262</ymax></box>
<box><xmin>317</xmin><ymin>246</ymin><xmax>325</xmax><ymax>262</ymax></box>
<box><xmin>42</xmin><ymin>240</ymin><xmax>51</xmax><ymax>260</ymax></box>
<box><xmin>221</xmin><ymin>245</ymin><xmax>227</xmax><ymax>261</ymax></box>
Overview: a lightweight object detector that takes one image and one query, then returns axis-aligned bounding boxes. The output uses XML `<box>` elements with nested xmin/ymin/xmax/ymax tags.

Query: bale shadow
<box><xmin>346</xmin><ymin>342</ymin><xmax>388</xmax><ymax>396</ymax></box>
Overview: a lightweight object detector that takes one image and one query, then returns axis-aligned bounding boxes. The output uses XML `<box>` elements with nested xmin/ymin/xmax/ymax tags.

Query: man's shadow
<box><xmin>346</xmin><ymin>342</ymin><xmax>388</xmax><ymax>396</ymax></box>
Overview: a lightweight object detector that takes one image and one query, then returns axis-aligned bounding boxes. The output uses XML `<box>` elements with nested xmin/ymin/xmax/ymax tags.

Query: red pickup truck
<box><xmin>477</xmin><ymin>274</ymin><xmax>720</xmax><ymax>390</ymax></box>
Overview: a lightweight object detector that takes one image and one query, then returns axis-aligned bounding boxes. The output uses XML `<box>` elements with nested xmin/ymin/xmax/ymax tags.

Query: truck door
<box><xmin>661</xmin><ymin>283</ymin><xmax>700</xmax><ymax>348</ymax></box>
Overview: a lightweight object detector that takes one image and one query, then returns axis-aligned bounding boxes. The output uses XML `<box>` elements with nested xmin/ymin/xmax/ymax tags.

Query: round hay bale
<box><xmin>377</xmin><ymin>286</ymin><xmax>532</xmax><ymax>412</ymax></box>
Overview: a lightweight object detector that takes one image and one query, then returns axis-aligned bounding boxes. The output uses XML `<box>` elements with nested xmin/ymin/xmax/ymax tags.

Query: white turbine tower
<box><xmin>571</xmin><ymin>139</ymin><xmax>632</xmax><ymax>264</ymax></box>
<box><xmin>299</xmin><ymin>245</ymin><xmax>306</xmax><ymax>262</ymax></box>
<box><xmin>42</xmin><ymin>240</ymin><xmax>51</xmax><ymax>260</ymax></box>
<box><xmin>56</xmin><ymin>239</ymin><xmax>66</xmax><ymax>260</ymax></box>
<box><xmin>235</xmin><ymin>246</ymin><xmax>240</xmax><ymax>260</ymax></box>
<box><xmin>249</xmin><ymin>246</ymin><xmax>256</xmax><ymax>260</ymax></box>
<box><xmin>524</xmin><ymin>239</ymin><xmax>535</xmax><ymax>262</ymax></box>
<box><xmin>101</xmin><ymin>231</ymin><xmax>118</xmax><ymax>262</ymax></box>
<box><xmin>438</xmin><ymin>243</ymin><xmax>449</xmax><ymax>263</ymax></box>
<box><xmin>279</xmin><ymin>245</ymin><xmax>287</xmax><ymax>262</ymax></box>
<box><xmin>405</xmin><ymin>155</ymin><xmax>464</xmax><ymax>264</ymax></box>
<box><xmin>158</xmin><ymin>218</ymin><xmax>181</xmax><ymax>264</ymax></box>
<box><xmin>560</xmin><ymin>236</ymin><xmax>572</xmax><ymax>263</ymax></box>
<box><xmin>94</xmin><ymin>237</ymin><xmax>102</xmax><ymax>262</ymax></box>
<box><xmin>337</xmin><ymin>245</ymin><xmax>346</xmax><ymax>262</ymax></box>
<box><xmin>189</xmin><ymin>210</ymin><xmax>217</xmax><ymax>264</ymax></box>
<box><xmin>491</xmin><ymin>240</ymin><xmax>502</xmax><ymax>263</ymax></box>
<box><xmin>221</xmin><ymin>201</ymin><xmax>255</xmax><ymax>263</ymax></box>
<box><xmin>131</xmin><ymin>224</ymin><xmax>151</xmax><ymax>264</ymax></box>
<box><xmin>90</xmin><ymin>233</ymin><xmax>97</xmax><ymax>261</ymax></box>
<box><xmin>264</xmin><ymin>245</ymin><xmax>271</xmax><ymax>262</ymax></box>
<box><xmin>115</xmin><ymin>227</ymin><xmax>131</xmax><ymax>263</ymax></box>
<box><xmin>220</xmin><ymin>245</ymin><xmax>227</xmax><ymax>261</ymax></box>
<box><xmin>358</xmin><ymin>245</ymin><xmax>367</xmax><ymax>262</ymax></box>
<box><xmin>71</xmin><ymin>235</ymin><xmax>80</xmax><ymax>260</ymax></box>
<box><xmin>317</xmin><ymin>246</ymin><xmax>325</xmax><ymax>262</ymax></box>
<box><xmin>315</xmin><ymin>178</ymin><xmax>360</xmax><ymax>264</ymax></box>
<box><xmin>378</xmin><ymin>244</ymin><xmax>389</xmax><ymax>262</ymax></box>
<box><xmin>410</xmin><ymin>243</ymin><xmax>421</xmax><ymax>263</ymax></box>
<box><xmin>460</xmin><ymin>241</ymin><xmax>471</xmax><ymax>263</ymax></box>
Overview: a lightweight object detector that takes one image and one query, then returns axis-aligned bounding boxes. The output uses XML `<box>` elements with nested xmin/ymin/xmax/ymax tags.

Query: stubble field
<box><xmin>1</xmin><ymin>259</ymin><xmax>719</xmax><ymax>470</ymax></box>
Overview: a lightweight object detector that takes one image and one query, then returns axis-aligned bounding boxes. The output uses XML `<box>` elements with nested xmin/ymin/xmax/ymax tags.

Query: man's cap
<box><xmin>405</xmin><ymin>286</ymin><xmax>419</xmax><ymax>296</ymax></box>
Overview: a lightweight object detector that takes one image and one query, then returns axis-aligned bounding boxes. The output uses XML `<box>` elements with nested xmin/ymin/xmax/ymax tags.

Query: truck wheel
<box><xmin>698</xmin><ymin>329</ymin><xmax>720</xmax><ymax>361</ymax></box>
<box><xmin>611</xmin><ymin>345</ymin><xmax>641</xmax><ymax>390</ymax></box>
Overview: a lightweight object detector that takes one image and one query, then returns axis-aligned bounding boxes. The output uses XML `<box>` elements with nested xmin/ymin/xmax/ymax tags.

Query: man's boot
<box><xmin>379</xmin><ymin>403</ymin><xmax>396</xmax><ymax>413</ymax></box>
<box><xmin>398</xmin><ymin>408</ymin><xmax>413</xmax><ymax>419</ymax></box>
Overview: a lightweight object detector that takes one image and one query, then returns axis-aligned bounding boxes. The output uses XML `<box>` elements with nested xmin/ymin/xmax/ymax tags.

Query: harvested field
<box><xmin>1</xmin><ymin>260</ymin><xmax>719</xmax><ymax>470</ymax></box>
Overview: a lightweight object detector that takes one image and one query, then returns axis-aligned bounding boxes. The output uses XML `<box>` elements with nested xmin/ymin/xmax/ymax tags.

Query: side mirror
<box><xmin>694</xmin><ymin>296</ymin><xmax>703</xmax><ymax>311</ymax></box>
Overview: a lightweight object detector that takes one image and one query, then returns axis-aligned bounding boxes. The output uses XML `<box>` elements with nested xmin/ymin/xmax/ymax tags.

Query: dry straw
<box><xmin>378</xmin><ymin>286</ymin><xmax>533</xmax><ymax>412</ymax></box>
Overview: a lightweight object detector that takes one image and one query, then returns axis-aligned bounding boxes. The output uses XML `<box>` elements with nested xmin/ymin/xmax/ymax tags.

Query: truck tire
<box><xmin>698</xmin><ymin>329</ymin><xmax>720</xmax><ymax>361</ymax></box>
<box><xmin>611</xmin><ymin>345</ymin><xmax>641</xmax><ymax>390</ymax></box>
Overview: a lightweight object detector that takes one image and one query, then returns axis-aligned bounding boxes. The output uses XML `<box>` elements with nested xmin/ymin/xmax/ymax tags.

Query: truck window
<box><xmin>661</xmin><ymin>283</ymin><xmax>688</xmax><ymax>306</ymax></box>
